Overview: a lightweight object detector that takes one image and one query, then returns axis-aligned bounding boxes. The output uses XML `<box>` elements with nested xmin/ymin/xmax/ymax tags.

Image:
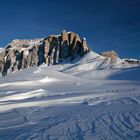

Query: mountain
<box><xmin>0</xmin><ymin>31</ymin><xmax>140</xmax><ymax>140</ymax></box>
<box><xmin>1</xmin><ymin>30</ymin><xmax>139</xmax><ymax>77</ymax></box>
<box><xmin>0</xmin><ymin>30</ymin><xmax>90</xmax><ymax>76</ymax></box>
<box><xmin>123</xmin><ymin>58</ymin><xmax>140</xmax><ymax>64</ymax></box>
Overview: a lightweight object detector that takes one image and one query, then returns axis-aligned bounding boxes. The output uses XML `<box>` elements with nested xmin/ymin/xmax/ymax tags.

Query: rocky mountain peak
<box><xmin>0</xmin><ymin>30</ymin><xmax>90</xmax><ymax>76</ymax></box>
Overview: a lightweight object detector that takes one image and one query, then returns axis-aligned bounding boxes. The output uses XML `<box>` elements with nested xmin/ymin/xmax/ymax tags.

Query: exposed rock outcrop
<box><xmin>101</xmin><ymin>50</ymin><xmax>118</xmax><ymax>59</ymax></box>
<box><xmin>123</xmin><ymin>59</ymin><xmax>140</xmax><ymax>64</ymax></box>
<box><xmin>0</xmin><ymin>31</ymin><xmax>90</xmax><ymax>76</ymax></box>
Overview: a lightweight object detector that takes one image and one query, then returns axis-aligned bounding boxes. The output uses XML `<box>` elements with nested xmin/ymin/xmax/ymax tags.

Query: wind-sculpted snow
<box><xmin>0</xmin><ymin>64</ymin><xmax>140</xmax><ymax>140</ymax></box>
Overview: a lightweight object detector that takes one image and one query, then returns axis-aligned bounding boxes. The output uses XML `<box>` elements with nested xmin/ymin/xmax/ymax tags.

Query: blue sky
<box><xmin>0</xmin><ymin>0</ymin><xmax>140</xmax><ymax>58</ymax></box>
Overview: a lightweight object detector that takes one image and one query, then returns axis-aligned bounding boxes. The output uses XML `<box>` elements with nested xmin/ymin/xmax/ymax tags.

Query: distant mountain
<box><xmin>0</xmin><ymin>30</ymin><xmax>139</xmax><ymax>77</ymax></box>
<box><xmin>123</xmin><ymin>58</ymin><xmax>140</xmax><ymax>64</ymax></box>
<box><xmin>0</xmin><ymin>30</ymin><xmax>90</xmax><ymax>76</ymax></box>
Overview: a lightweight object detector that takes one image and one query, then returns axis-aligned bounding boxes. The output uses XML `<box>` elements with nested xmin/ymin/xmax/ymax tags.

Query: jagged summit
<box><xmin>0</xmin><ymin>31</ymin><xmax>90</xmax><ymax>76</ymax></box>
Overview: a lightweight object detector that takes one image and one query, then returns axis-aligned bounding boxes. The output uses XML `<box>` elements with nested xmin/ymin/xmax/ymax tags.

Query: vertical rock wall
<box><xmin>0</xmin><ymin>31</ymin><xmax>90</xmax><ymax>76</ymax></box>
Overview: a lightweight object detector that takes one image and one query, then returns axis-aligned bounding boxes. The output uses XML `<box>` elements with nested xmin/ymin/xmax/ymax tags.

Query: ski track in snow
<box><xmin>0</xmin><ymin>53</ymin><xmax>140</xmax><ymax>140</ymax></box>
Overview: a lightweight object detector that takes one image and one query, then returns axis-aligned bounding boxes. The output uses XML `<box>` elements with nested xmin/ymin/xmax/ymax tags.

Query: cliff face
<box><xmin>0</xmin><ymin>31</ymin><xmax>90</xmax><ymax>76</ymax></box>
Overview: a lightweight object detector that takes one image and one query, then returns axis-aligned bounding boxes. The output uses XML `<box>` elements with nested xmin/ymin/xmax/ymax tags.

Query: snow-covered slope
<box><xmin>52</xmin><ymin>51</ymin><xmax>139</xmax><ymax>79</ymax></box>
<box><xmin>0</xmin><ymin>60</ymin><xmax>140</xmax><ymax>140</ymax></box>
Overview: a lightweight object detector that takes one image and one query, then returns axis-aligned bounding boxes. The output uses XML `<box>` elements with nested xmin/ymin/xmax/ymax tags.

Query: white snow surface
<box><xmin>0</xmin><ymin>51</ymin><xmax>140</xmax><ymax>140</ymax></box>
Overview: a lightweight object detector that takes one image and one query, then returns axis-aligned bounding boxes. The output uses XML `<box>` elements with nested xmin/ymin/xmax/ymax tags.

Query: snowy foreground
<box><xmin>0</xmin><ymin>52</ymin><xmax>140</xmax><ymax>140</ymax></box>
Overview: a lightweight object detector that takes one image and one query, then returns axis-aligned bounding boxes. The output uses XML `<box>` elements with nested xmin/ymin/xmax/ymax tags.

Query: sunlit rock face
<box><xmin>101</xmin><ymin>50</ymin><xmax>118</xmax><ymax>59</ymax></box>
<box><xmin>0</xmin><ymin>31</ymin><xmax>90</xmax><ymax>76</ymax></box>
<box><xmin>41</xmin><ymin>30</ymin><xmax>90</xmax><ymax>65</ymax></box>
